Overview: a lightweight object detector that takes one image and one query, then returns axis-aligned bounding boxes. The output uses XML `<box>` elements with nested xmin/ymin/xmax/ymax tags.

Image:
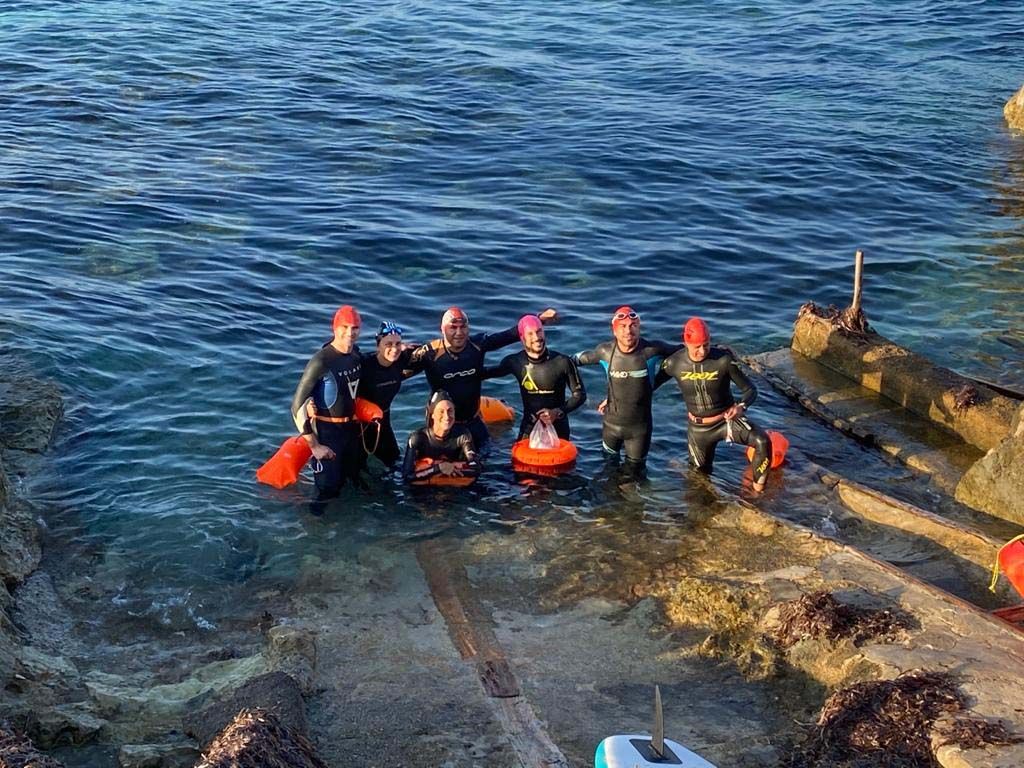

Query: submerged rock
<box><xmin>1007</xmin><ymin>84</ymin><xmax>1024</xmax><ymax>131</ymax></box>
<box><xmin>117</xmin><ymin>740</ymin><xmax>198</xmax><ymax>768</ymax></box>
<box><xmin>194</xmin><ymin>708</ymin><xmax>327</xmax><ymax>768</ymax></box>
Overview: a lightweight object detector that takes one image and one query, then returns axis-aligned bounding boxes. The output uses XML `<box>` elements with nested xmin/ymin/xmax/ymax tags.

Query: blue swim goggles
<box><xmin>376</xmin><ymin>320</ymin><xmax>404</xmax><ymax>340</ymax></box>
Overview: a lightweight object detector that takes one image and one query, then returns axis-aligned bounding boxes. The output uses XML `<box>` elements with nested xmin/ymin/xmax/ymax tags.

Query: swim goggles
<box><xmin>612</xmin><ymin>311</ymin><xmax>640</xmax><ymax>321</ymax></box>
<box><xmin>376</xmin><ymin>321</ymin><xmax>404</xmax><ymax>340</ymax></box>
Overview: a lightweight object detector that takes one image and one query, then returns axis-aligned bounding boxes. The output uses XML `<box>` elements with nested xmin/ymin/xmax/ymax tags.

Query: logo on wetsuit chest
<box><xmin>609</xmin><ymin>369</ymin><xmax>648</xmax><ymax>379</ymax></box>
<box><xmin>444</xmin><ymin>368</ymin><xmax>477</xmax><ymax>379</ymax></box>
<box><xmin>680</xmin><ymin>371</ymin><xmax>719</xmax><ymax>381</ymax></box>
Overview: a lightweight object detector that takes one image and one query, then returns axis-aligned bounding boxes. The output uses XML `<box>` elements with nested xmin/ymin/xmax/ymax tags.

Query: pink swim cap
<box><xmin>517</xmin><ymin>314</ymin><xmax>543</xmax><ymax>340</ymax></box>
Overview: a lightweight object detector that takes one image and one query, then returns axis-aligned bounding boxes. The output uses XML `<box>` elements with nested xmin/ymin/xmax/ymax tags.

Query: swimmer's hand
<box><xmin>310</xmin><ymin>443</ymin><xmax>335</xmax><ymax>461</ymax></box>
<box><xmin>723</xmin><ymin>403</ymin><xmax>745</xmax><ymax>420</ymax></box>
<box><xmin>438</xmin><ymin>461</ymin><xmax>461</xmax><ymax>477</ymax></box>
<box><xmin>538</xmin><ymin>308</ymin><xmax>558</xmax><ymax>324</ymax></box>
<box><xmin>597</xmin><ymin>399</ymin><xmax>608</xmax><ymax>415</ymax></box>
<box><xmin>536</xmin><ymin>408</ymin><xmax>563</xmax><ymax>425</ymax></box>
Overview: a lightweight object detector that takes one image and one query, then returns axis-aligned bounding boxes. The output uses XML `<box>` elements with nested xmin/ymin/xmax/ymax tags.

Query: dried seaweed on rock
<box><xmin>951</xmin><ymin>384</ymin><xmax>980</xmax><ymax>414</ymax></box>
<box><xmin>796</xmin><ymin>300</ymin><xmax>869</xmax><ymax>338</ymax></box>
<box><xmin>782</xmin><ymin>670</ymin><xmax>1021</xmax><ymax>768</ymax></box>
<box><xmin>770</xmin><ymin>591</ymin><xmax>911</xmax><ymax>649</ymax></box>
<box><xmin>0</xmin><ymin>723</ymin><xmax>65</xmax><ymax>768</ymax></box>
<box><xmin>934</xmin><ymin>716</ymin><xmax>1021</xmax><ymax>749</ymax></box>
<box><xmin>195</xmin><ymin>708</ymin><xmax>328</xmax><ymax>768</ymax></box>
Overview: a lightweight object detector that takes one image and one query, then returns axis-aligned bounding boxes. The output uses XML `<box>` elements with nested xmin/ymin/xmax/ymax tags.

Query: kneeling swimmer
<box><xmin>402</xmin><ymin>390</ymin><xmax>480</xmax><ymax>485</ymax></box>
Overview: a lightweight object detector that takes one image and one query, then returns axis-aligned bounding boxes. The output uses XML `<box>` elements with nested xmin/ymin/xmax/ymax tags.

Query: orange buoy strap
<box><xmin>989</xmin><ymin>533</ymin><xmax>1024</xmax><ymax>592</ymax></box>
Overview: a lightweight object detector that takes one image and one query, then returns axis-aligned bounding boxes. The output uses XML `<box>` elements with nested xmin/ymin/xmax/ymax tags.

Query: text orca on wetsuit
<box><xmin>410</xmin><ymin>306</ymin><xmax>555</xmax><ymax>448</ymax></box>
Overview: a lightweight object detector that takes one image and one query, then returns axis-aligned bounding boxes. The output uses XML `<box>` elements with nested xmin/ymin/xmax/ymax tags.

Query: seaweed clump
<box><xmin>770</xmin><ymin>591</ymin><xmax>912</xmax><ymax>649</ymax></box>
<box><xmin>0</xmin><ymin>723</ymin><xmax>65</xmax><ymax>768</ymax></box>
<box><xmin>784</xmin><ymin>670</ymin><xmax>1020</xmax><ymax>767</ymax></box>
<box><xmin>195</xmin><ymin>708</ymin><xmax>328</xmax><ymax>768</ymax></box>
<box><xmin>951</xmin><ymin>384</ymin><xmax>980</xmax><ymax>414</ymax></box>
<box><xmin>797</xmin><ymin>301</ymin><xmax>870</xmax><ymax>338</ymax></box>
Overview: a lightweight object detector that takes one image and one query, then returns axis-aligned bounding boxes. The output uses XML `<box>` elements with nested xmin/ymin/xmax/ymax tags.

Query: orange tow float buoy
<box><xmin>256</xmin><ymin>436</ymin><xmax>312</xmax><ymax>489</ymax></box>
<box><xmin>511</xmin><ymin>438</ymin><xmax>578</xmax><ymax>476</ymax></box>
<box><xmin>746</xmin><ymin>430</ymin><xmax>789</xmax><ymax>469</ymax></box>
<box><xmin>411</xmin><ymin>458</ymin><xmax>477</xmax><ymax>487</ymax></box>
<box><xmin>256</xmin><ymin>398</ymin><xmax>385</xmax><ymax>489</ymax></box>
<box><xmin>990</xmin><ymin>535</ymin><xmax>1024</xmax><ymax>598</ymax></box>
<box><xmin>480</xmin><ymin>396</ymin><xmax>515</xmax><ymax>423</ymax></box>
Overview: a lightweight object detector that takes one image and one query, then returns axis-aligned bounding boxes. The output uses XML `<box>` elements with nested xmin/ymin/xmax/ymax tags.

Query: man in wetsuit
<box><xmin>574</xmin><ymin>306</ymin><xmax>678</xmax><ymax>478</ymax></box>
<box><xmin>402</xmin><ymin>390</ymin><xmax>480</xmax><ymax>483</ymax></box>
<box><xmin>655</xmin><ymin>317</ymin><xmax>771</xmax><ymax>492</ymax></box>
<box><xmin>483</xmin><ymin>314</ymin><xmax>586</xmax><ymax>440</ymax></box>
<box><xmin>291</xmin><ymin>305</ymin><xmax>364</xmax><ymax>508</ymax></box>
<box><xmin>410</xmin><ymin>306</ymin><xmax>557</xmax><ymax>448</ymax></box>
<box><xmin>357</xmin><ymin>320</ymin><xmax>424</xmax><ymax>470</ymax></box>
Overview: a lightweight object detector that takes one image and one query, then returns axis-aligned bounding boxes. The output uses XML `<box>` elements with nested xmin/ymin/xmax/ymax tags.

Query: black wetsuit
<box><xmin>291</xmin><ymin>343</ymin><xmax>363</xmax><ymax>501</ymax></box>
<box><xmin>401</xmin><ymin>425</ymin><xmax>479</xmax><ymax>483</ymax></box>
<box><xmin>575</xmin><ymin>338</ymin><xmax>678</xmax><ymax>472</ymax></box>
<box><xmin>357</xmin><ymin>349</ymin><xmax>423</xmax><ymax>469</ymax></box>
<box><xmin>410</xmin><ymin>326</ymin><xmax>519</xmax><ymax>447</ymax></box>
<box><xmin>483</xmin><ymin>348</ymin><xmax>586</xmax><ymax>439</ymax></box>
<box><xmin>655</xmin><ymin>346</ymin><xmax>771</xmax><ymax>484</ymax></box>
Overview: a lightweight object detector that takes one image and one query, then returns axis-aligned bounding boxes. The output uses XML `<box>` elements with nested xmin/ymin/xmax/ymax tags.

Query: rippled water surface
<box><xmin>2</xmin><ymin>1</ymin><xmax>1023</xmax><ymax>655</ymax></box>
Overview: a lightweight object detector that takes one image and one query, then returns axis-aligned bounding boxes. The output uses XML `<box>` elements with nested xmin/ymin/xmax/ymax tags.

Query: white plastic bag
<box><xmin>528</xmin><ymin>419</ymin><xmax>560</xmax><ymax>450</ymax></box>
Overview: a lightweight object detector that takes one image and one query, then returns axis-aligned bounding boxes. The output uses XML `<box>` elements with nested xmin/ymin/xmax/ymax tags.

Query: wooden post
<box><xmin>851</xmin><ymin>249</ymin><xmax>864</xmax><ymax>311</ymax></box>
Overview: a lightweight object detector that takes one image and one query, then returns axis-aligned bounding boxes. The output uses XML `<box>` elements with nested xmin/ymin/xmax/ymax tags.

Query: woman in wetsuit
<box><xmin>357</xmin><ymin>321</ymin><xmax>423</xmax><ymax>470</ymax></box>
<box><xmin>575</xmin><ymin>306</ymin><xmax>678</xmax><ymax>478</ymax></box>
<box><xmin>402</xmin><ymin>390</ymin><xmax>480</xmax><ymax>484</ymax></box>
<box><xmin>655</xmin><ymin>317</ymin><xmax>771</xmax><ymax>492</ymax></box>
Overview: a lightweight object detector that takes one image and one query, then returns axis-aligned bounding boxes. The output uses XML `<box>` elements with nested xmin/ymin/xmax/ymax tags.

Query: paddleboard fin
<box><xmin>652</xmin><ymin>685</ymin><xmax>665</xmax><ymax>759</ymax></box>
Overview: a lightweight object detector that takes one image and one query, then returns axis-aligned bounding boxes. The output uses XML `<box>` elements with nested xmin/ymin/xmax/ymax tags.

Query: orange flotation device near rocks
<box><xmin>746</xmin><ymin>430</ymin><xmax>789</xmax><ymax>469</ymax></box>
<box><xmin>480</xmin><ymin>396</ymin><xmax>515</xmax><ymax>423</ymax></box>
<box><xmin>412</xmin><ymin>458</ymin><xmax>477</xmax><ymax>487</ymax></box>
<box><xmin>256</xmin><ymin>398</ymin><xmax>384</xmax><ymax>488</ymax></box>
<box><xmin>990</xmin><ymin>535</ymin><xmax>1024</xmax><ymax>598</ymax></box>
<box><xmin>511</xmin><ymin>438</ymin><xmax>578</xmax><ymax>476</ymax></box>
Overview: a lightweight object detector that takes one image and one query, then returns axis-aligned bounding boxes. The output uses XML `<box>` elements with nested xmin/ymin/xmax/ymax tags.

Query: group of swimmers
<box><xmin>290</xmin><ymin>304</ymin><xmax>773</xmax><ymax>507</ymax></box>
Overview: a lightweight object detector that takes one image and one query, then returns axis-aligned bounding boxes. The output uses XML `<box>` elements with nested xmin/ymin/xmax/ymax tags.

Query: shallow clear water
<box><xmin>1</xmin><ymin>1</ymin><xmax>1022</xmax><ymax>651</ymax></box>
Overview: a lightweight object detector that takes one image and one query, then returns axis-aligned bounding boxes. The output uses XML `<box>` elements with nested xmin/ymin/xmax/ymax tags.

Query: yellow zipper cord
<box><xmin>989</xmin><ymin>534</ymin><xmax>1024</xmax><ymax>593</ymax></box>
<box><xmin>361</xmin><ymin>419</ymin><xmax>382</xmax><ymax>456</ymax></box>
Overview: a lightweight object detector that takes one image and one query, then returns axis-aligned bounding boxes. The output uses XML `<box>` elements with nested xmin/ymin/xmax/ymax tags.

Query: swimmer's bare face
<box><xmin>377</xmin><ymin>333</ymin><xmax>403</xmax><ymax>365</ymax></box>
<box><xmin>521</xmin><ymin>325</ymin><xmax>546</xmax><ymax>357</ymax></box>
<box><xmin>686</xmin><ymin>340</ymin><xmax>710</xmax><ymax>362</ymax></box>
<box><xmin>432</xmin><ymin>400</ymin><xmax>456</xmax><ymax>437</ymax></box>
<box><xmin>333</xmin><ymin>322</ymin><xmax>361</xmax><ymax>354</ymax></box>
<box><xmin>612</xmin><ymin>319</ymin><xmax>640</xmax><ymax>351</ymax></box>
<box><xmin>444</xmin><ymin>318</ymin><xmax>469</xmax><ymax>352</ymax></box>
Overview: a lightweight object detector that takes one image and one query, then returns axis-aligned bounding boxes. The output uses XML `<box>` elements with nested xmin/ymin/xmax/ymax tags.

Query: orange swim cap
<box><xmin>683</xmin><ymin>317</ymin><xmax>710</xmax><ymax>345</ymax></box>
<box><xmin>332</xmin><ymin>305</ymin><xmax>361</xmax><ymax>331</ymax></box>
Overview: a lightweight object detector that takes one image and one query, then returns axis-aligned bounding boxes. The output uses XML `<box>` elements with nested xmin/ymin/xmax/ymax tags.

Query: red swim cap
<box><xmin>517</xmin><ymin>314</ymin><xmax>543</xmax><ymax>340</ymax></box>
<box><xmin>441</xmin><ymin>306</ymin><xmax>468</xmax><ymax>333</ymax></box>
<box><xmin>332</xmin><ymin>305</ymin><xmax>362</xmax><ymax>331</ymax></box>
<box><xmin>683</xmin><ymin>317</ymin><xmax>710</xmax><ymax>345</ymax></box>
<box><xmin>611</xmin><ymin>306</ymin><xmax>640</xmax><ymax>328</ymax></box>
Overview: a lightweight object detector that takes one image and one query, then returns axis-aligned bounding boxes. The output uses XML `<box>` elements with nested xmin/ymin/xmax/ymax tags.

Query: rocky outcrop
<box><xmin>957</xmin><ymin>404</ymin><xmax>1024</xmax><ymax>526</ymax></box>
<box><xmin>194</xmin><ymin>709</ymin><xmax>327</xmax><ymax>768</ymax></box>
<box><xmin>0</xmin><ymin>722</ymin><xmax>65</xmax><ymax>767</ymax></box>
<box><xmin>1006</xmin><ymin>84</ymin><xmax>1024</xmax><ymax>132</ymax></box>
<box><xmin>792</xmin><ymin>312</ymin><xmax>1017</xmax><ymax>452</ymax></box>
<box><xmin>182</xmin><ymin>672</ymin><xmax>306</xmax><ymax>748</ymax></box>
